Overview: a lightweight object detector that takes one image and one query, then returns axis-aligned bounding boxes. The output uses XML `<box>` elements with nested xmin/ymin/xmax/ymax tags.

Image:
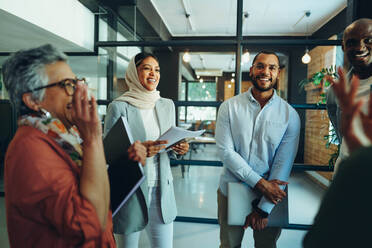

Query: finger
<box><xmin>345</xmin><ymin>100</ymin><xmax>363</xmax><ymax>131</ymax></box>
<box><xmin>349</xmin><ymin>75</ymin><xmax>360</xmax><ymax>102</ymax></box>
<box><xmin>90</xmin><ymin>95</ymin><xmax>98</xmax><ymax>120</ymax></box>
<box><xmin>333</xmin><ymin>67</ymin><xmax>347</xmax><ymax>103</ymax></box>
<box><xmin>78</xmin><ymin>83</ymin><xmax>90</xmax><ymax>120</ymax></box>
<box><xmin>73</xmin><ymin>83</ymin><xmax>83</xmax><ymax>118</ymax></box>
<box><xmin>244</xmin><ymin>216</ymin><xmax>250</xmax><ymax>229</ymax></box>
<box><xmin>272</xmin><ymin>179</ymin><xmax>289</xmax><ymax>185</ymax></box>
<box><xmin>154</xmin><ymin>140</ymin><xmax>168</xmax><ymax>145</ymax></box>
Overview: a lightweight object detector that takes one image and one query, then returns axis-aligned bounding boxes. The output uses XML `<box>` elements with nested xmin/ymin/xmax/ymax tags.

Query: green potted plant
<box><xmin>299</xmin><ymin>65</ymin><xmax>338</xmax><ymax>104</ymax></box>
<box><xmin>299</xmin><ymin>65</ymin><xmax>340</xmax><ymax>168</ymax></box>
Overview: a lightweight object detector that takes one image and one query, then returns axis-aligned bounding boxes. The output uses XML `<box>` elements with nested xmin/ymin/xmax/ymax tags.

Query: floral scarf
<box><xmin>18</xmin><ymin>114</ymin><xmax>83</xmax><ymax>166</ymax></box>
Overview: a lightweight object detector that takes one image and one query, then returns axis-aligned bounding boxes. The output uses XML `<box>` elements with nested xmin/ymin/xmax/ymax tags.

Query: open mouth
<box><xmin>147</xmin><ymin>78</ymin><xmax>156</xmax><ymax>83</ymax></box>
<box><xmin>353</xmin><ymin>50</ymin><xmax>370</xmax><ymax>61</ymax></box>
<box><xmin>256</xmin><ymin>76</ymin><xmax>272</xmax><ymax>83</ymax></box>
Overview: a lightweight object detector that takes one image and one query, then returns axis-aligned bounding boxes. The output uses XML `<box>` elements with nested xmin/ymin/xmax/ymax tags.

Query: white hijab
<box><xmin>115</xmin><ymin>56</ymin><xmax>160</xmax><ymax>109</ymax></box>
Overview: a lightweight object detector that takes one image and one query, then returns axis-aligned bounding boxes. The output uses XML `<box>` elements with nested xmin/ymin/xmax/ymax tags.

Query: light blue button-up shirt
<box><xmin>216</xmin><ymin>88</ymin><xmax>300</xmax><ymax>214</ymax></box>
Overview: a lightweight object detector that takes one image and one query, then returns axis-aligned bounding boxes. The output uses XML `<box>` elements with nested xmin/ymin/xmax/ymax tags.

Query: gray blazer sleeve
<box><xmin>104</xmin><ymin>102</ymin><xmax>124</xmax><ymax>138</ymax></box>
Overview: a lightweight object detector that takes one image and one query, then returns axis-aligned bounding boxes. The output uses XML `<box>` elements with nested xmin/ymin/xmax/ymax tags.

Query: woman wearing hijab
<box><xmin>104</xmin><ymin>52</ymin><xmax>189</xmax><ymax>248</ymax></box>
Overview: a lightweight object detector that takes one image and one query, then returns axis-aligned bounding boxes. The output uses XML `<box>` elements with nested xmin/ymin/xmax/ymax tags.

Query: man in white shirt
<box><xmin>326</xmin><ymin>18</ymin><xmax>372</xmax><ymax>173</ymax></box>
<box><xmin>216</xmin><ymin>51</ymin><xmax>300</xmax><ymax>248</ymax></box>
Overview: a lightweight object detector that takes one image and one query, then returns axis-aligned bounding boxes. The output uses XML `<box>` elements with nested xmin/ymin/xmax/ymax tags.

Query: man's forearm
<box><xmin>80</xmin><ymin>139</ymin><xmax>110</xmax><ymax>231</ymax></box>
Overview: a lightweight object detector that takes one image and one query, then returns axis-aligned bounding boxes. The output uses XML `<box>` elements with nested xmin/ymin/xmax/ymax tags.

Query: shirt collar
<box><xmin>247</xmin><ymin>87</ymin><xmax>277</xmax><ymax>105</ymax></box>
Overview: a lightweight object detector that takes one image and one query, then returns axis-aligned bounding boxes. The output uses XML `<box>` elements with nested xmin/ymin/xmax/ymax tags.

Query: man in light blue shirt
<box><xmin>216</xmin><ymin>51</ymin><xmax>301</xmax><ymax>248</ymax></box>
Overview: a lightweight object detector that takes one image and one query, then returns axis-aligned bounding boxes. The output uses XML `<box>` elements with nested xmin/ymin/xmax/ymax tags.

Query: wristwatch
<box><xmin>251</xmin><ymin>199</ymin><xmax>269</xmax><ymax>218</ymax></box>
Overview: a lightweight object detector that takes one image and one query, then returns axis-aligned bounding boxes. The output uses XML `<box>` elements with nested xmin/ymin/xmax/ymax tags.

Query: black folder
<box><xmin>103</xmin><ymin>117</ymin><xmax>145</xmax><ymax>217</ymax></box>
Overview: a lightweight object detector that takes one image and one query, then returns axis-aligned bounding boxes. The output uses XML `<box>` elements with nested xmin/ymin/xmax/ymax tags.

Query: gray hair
<box><xmin>2</xmin><ymin>44</ymin><xmax>67</xmax><ymax>115</ymax></box>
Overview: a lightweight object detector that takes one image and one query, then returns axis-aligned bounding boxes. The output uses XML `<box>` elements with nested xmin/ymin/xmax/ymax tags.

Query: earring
<box><xmin>39</xmin><ymin>108</ymin><xmax>52</xmax><ymax>118</ymax></box>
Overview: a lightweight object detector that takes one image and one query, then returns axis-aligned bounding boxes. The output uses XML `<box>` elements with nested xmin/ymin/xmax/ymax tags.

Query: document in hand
<box><xmin>227</xmin><ymin>182</ymin><xmax>288</xmax><ymax>227</ymax></box>
<box><xmin>103</xmin><ymin>117</ymin><xmax>145</xmax><ymax>217</ymax></box>
<box><xmin>157</xmin><ymin>126</ymin><xmax>205</xmax><ymax>152</ymax></box>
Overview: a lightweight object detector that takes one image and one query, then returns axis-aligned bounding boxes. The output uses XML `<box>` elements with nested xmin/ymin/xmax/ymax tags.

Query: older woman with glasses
<box><xmin>2</xmin><ymin>44</ymin><xmax>146</xmax><ymax>247</ymax></box>
<box><xmin>104</xmin><ymin>52</ymin><xmax>189</xmax><ymax>248</ymax></box>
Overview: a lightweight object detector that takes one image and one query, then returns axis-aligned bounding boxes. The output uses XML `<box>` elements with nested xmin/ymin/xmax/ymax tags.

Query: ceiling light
<box><xmin>183</xmin><ymin>51</ymin><xmax>191</xmax><ymax>63</ymax></box>
<box><xmin>228</xmin><ymin>84</ymin><xmax>232</xmax><ymax>88</ymax></box>
<box><xmin>242</xmin><ymin>50</ymin><xmax>250</xmax><ymax>64</ymax></box>
<box><xmin>197</xmin><ymin>75</ymin><xmax>200</xmax><ymax>79</ymax></box>
<box><xmin>232</xmin><ymin>73</ymin><xmax>235</xmax><ymax>77</ymax></box>
<box><xmin>199</xmin><ymin>78</ymin><xmax>203</xmax><ymax>83</ymax></box>
<box><xmin>202</xmin><ymin>84</ymin><xmax>206</xmax><ymax>89</ymax></box>
<box><xmin>301</xmin><ymin>11</ymin><xmax>311</xmax><ymax>64</ymax></box>
<box><xmin>231</xmin><ymin>78</ymin><xmax>235</xmax><ymax>83</ymax></box>
<box><xmin>302</xmin><ymin>48</ymin><xmax>311</xmax><ymax>64</ymax></box>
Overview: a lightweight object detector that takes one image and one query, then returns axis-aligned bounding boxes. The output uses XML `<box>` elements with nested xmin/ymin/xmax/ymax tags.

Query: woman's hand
<box><xmin>70</xmin><ymin>82</ymin><xmax>101</xmax><ymax>143</ymax></box>
<box><xmin>142</xmin><ymin>140</ymin><xmax>168</xmax><ymax>157</ymax></box>
<box><xmin>128</xmin><ymin>141</ymin><xmax>147</xmax><ymax>166</ymax></box>
<box><xmin>171</xmin><ymin>141</ymin><xmax>189</xmax><ymax>155</ymax></box>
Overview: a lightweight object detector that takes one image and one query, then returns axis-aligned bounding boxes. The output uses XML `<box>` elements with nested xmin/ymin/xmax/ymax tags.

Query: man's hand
<box><xmin>171</xmin><ymin>141</ymin><xmax>189</xmax><ymax>155</ymax></box>
<box><xmin>327</xmin><ymin>67</ymin><xmax>368</xmax><ymax>152</ymax></box>
<box><xmin>128</xmin><ymin>141</ymin><xmax>147</xmax><ymax>166</ymax></box>
<box><xmin>255</xmin><ymin>178</ymin><xmax>288</xmax><ymax>204</ymax></box>
<box><xmin>142</xmin><ymin>140</ymin><xmax>168</xmax><ymax>157</ymax></box>
<box><xmin>244</xmin><ymin>211</ymin><xmax>268</xmax><ymax>230</ymax></box>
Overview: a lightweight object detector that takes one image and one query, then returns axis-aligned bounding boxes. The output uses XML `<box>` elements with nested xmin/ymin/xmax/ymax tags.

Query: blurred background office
<box><xmin>0</xmin><ymin>0</ymin><xmax>371</xmax><ymax>247</ymax></box>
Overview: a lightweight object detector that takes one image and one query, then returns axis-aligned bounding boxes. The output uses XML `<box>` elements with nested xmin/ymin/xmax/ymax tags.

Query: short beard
<box><xmin>251</xmin><ymin>76</ymin><xmax>277</xmax><ymax>92</ymax></box>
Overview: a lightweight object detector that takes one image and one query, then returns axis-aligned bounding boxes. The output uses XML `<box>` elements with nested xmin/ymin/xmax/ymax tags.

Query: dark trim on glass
<box><xmin>170</xmin><ymin>160</ymin><xmax>333</xmax><ymax>172</ymax></box>
<box><xmin>96</xmin><ymin>39</ymin><xmax>341</xmax><ymax>48</ymax></box>
<box><xmin>175</xmin><ymin>216</ymin><xmax>311</xmax><ymax>230</ymax></box>
<box><xmin>235</xmin><ymin>0</ymin><xmax>243</xmax><ymax>95</ymax></box>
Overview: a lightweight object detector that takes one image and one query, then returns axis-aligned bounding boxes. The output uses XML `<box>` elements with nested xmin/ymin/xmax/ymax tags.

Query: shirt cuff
<box><xmin>245</xmin><ymin>172</ymin><xmax>262</xmax><ymax>188</ymax></box>
<box><xmin>257</xmin><ymin>198</ymin><xmax>275</xmax><ymax>214</ymax></box>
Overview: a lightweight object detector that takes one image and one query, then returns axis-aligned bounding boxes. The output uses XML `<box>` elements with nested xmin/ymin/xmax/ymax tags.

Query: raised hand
<box><xmin>327</xmin><ymin>67</ymin><xmax>365</xmax><ymax>152</ymax></box>
<box><xmin>70</xmin><ymin>82</ymin><xmax>101</xmax><ymax>143</ymax></box>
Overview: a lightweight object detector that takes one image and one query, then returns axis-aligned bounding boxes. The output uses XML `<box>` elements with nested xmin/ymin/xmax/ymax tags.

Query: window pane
<box><xmin>187</xmin><ymin>82</ymin><xmax>216</xmax><ymax>101</ymax></box>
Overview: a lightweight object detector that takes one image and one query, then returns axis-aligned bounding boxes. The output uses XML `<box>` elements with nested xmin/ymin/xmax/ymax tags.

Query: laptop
<box><xmin>227</xmin><ymin>182</ymin><xmax>288</xmax><ymax>227</ymax></box>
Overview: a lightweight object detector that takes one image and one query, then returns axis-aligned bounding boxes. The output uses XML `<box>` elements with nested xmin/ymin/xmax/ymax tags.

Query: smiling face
<box><xmin>39</xmin><ymin>61</ymin><xmax>76</xmax><ymax>128</ymax></box>
<box><xmin>249</xmin><ymin>53</ymin><xmax>280</xmax><ymax>92</ymax></box>
<box><xmin>136</xmin><ymin>56</ymin><xmax>160</xmax><ymax>91</ymax></box>
<box><xmin>343</xmin><ymin>19</ymin><xmax>372</xmax><ymax>77</ymax></box>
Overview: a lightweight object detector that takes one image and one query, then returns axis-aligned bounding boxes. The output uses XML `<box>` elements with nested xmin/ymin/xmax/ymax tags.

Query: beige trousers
<box><xmin>217</xmin><ymin>190</ymin><xmax>281</xmax><ymax>248</ymax></box>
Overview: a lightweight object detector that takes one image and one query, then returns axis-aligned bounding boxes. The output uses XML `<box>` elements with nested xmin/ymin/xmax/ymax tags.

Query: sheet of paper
<box><xmin>157</xmin><ymin>126</ymin><xmax>205</xmax><ymax>152</ymax></box>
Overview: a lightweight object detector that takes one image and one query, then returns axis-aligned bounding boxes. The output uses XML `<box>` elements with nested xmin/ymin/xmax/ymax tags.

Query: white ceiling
<box><xmin>0</xmin><ymin>9</ymin><xmax>91</xmax><ymax>53</ymax></box>
<box><xmin>150</xmin><ymin>0</ymin><xmax>347</xmax><ymax>36</ymax></box>
<box><xmin>150</xmin><ymin>0</ymin><xmax>346</xmax><ymax>76</ymax></box>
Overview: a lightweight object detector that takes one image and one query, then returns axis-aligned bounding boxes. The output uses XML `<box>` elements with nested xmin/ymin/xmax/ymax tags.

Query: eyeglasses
<box><xmin>252</xmin><ymin>63</ymin><xmax>280</xmax><ymax>72</ymax></box>
<box><xmin>27</xmin><ymin>78</ymin><xmax>86</xmax><ymax>96</ymax></box>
